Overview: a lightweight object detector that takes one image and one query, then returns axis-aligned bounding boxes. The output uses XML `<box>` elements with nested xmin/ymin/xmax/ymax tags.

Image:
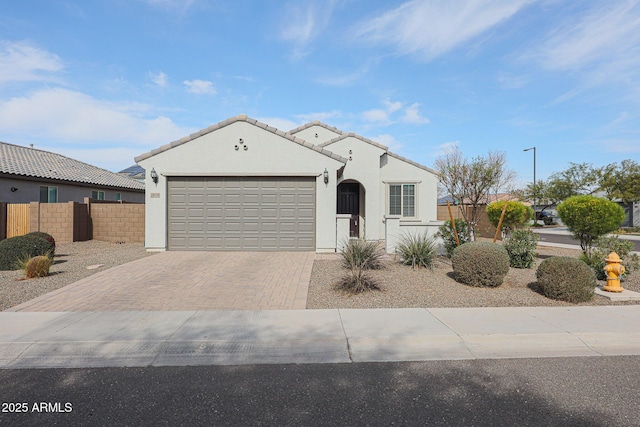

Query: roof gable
<box><xmin>135</xmin><ymin>115</ymin><xmax>348</xmax><ymax>164</ymax></box>
<box><xmin>0</xmin><ymin>142</ymin><xmax>145</xmax><ymax>191</ymax></box>
<box><xmin>319</xmin><ymin>132</ymin><xmax>439</xmax><ymax>176</ymax></box>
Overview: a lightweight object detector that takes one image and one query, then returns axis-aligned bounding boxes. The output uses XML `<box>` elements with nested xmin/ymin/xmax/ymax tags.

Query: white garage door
<box><xmin>168</xmin><ymin>177</ymin><xmax>316</xmax><ymax>250</ymax></box>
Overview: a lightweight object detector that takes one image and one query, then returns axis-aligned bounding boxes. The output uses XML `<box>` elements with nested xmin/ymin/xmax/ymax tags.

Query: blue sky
<box><xmin>1</xmin><ymin>0</ymin><xmax>639</xmax><ymax>187</ymax></box>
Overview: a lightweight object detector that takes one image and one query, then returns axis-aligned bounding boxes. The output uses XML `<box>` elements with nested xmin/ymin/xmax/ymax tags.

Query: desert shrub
<box><xmin>395</xmin><ymin>232</ymin><xmax>438</xmax><ymax>270</ymax></box>
<box><xmin>557</xmin><ymin>195</ymin><xmax>625</xmax><ymax>254</ymax></box>
<box><xmin>503</xmin><ymin>229</ymin><xmax>538</xmax><ymax>268</ymax></box>
<box><xmin>451</xmin><ymin>242</ymin><xmax>510</xmax><ymax>287</ymax></box>
<box><xmin>579</xmin><ymin>236</ymin><xmax>639</xmax><ymax>281</ymax></box>
<box><xmin>437</xmin><ymin>219</ymin><xmax>471</xmax><ymax>258</ymax></box>
<box><xmin>340</xmin><ymin>239</ymin><xmax>385</xmax><ymax>270</ymax></box>
<box><xmin>536</xmin><ymin>257</ymin><xmax>595</xmax><ymax>303</ymax></box>
<box><xmin>486</xmin><ymin>200</ymin><xmax>533</xmax><ymax>235</ymax></box>
<box><xmin>18</xmin><ymin>254</ymin><xmax>52</xmax><ymax>278</ymax></box>
<box><xmin>27</xmin><ymin>231</ymin><xmax>56</xmax><ymax>255</ymax></box>
<box><xmin>335</xmin><ymin>268</ymin><xmax>380</xmax><ymax>294</ymax></box>
<box><xmin>0</xmin><ymin>234</ymin><xmax>52</xmax><ymax>271</ymax></box>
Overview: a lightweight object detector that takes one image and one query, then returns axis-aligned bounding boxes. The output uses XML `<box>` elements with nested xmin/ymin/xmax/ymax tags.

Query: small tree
<box><xmin>556</xmin><ymin>195</ymin><xmax>625</xmax><ymax>255</ymax></box>
<box><xmin>597</xmin><ymin>160</ymin><xmax>640</xmax><ymax>203</ymax></box>
<box><xmin>486</xmin><ymin>200</ymin><xmax>533</xmax><ymax>236</ymax></box>
<box><xmin>434</xmin><ymin>147</ymin><xmax>515</xmax><ymax>240</ymax></box>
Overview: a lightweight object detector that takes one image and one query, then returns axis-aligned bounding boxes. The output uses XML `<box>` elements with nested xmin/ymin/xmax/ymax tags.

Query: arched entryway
<box><xmin>337</xmin><ymin>180</ymin><xmax>365</xmax><ymax>238</ymax></box>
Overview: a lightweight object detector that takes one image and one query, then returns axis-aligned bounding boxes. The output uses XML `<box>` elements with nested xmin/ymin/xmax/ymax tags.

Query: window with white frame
<box><xmin>115</xmin><ymin>193</ymin><xmax>121</xmax><ymax>201</ymax></box>
<box><xmin>91</xmin><ymin>190</ymin><xmax>105</xmax><ymax>200</ymax></box>
<box><xmin>388</xmin><ymin>184</ymin><xmax>416</xmax><ymax>217</ymax></box>
<box><xmin>39</xmin><ymin>186</ymin><xmax>58</xmax><ymax>203</ymax></box>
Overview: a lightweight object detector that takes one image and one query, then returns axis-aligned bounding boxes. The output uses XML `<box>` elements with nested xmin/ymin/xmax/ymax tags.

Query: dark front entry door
<box><xmin>337</xmin><ymin>183</ymin><xmax>360</xmax><ymax>237</ymax></box>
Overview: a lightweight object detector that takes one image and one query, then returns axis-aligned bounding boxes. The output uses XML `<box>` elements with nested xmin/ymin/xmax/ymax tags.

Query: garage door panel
<box><xmin>168</xmin><ymin>176</ymin><xmax>315</xmax><ymax>251</ymax></box>
<box><xmin>262</xmin><ymin>208</ymin><xmax>277</xmax><ymax>218</ymax></box>
<box><xmin>206</xmin><ymin>222</ymin><xmax>223</xmax><ymax>232</ymax></box>
<box><xmin>262</xmin><ymin>222</ymin><xmax>277</xmax><ymax>232</ymax></box>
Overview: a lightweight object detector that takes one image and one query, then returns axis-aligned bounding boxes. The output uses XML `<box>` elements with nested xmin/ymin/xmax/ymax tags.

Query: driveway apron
<box><xmin>7</xmin><ymin>252</ymin><xmax>315</xmax><ymax>312</ymax></box>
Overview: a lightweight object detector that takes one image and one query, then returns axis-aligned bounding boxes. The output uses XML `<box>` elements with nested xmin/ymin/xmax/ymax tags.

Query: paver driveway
<box><xmin>7</xmin><ymin>252</ymin><xmax>315</xmax><ymax>312</ymax></box>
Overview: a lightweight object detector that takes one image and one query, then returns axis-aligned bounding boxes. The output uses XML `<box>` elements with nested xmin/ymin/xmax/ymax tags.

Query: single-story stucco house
<box><xmin>1</xmin><ymin>141</ymin><xmax>145</xmax><ymax>204</ymax></box>
<box><xmin>135</xmin><ymin>115</ymin><xmax>441</xmax><ymax>253</ymax></box>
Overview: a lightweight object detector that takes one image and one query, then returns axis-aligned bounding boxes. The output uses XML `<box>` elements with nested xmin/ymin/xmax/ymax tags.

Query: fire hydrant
<box><xmin>603</xmin><ymin>252</ymin><xmax>625</xmax><ymax>292</ymax></box>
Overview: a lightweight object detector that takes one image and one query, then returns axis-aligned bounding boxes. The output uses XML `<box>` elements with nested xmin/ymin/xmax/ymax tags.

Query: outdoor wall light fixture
<box><xmin>10</xmin><ymin>187</ymin><xmax>18</xmax><ymax>192</ymax></box>
<box><xmin>323</xmin><ymin>168</ymin><xmax>329</xmax><ymax>184</ymax></box>
<box><xmin>150</xmin><ymin>168</ymin><xmax>158</xmax><ymax>184</ymax></box>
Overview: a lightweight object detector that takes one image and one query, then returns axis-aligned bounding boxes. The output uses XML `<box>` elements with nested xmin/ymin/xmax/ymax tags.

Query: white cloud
<box><xmin>280</xmin><ymin>0</ymin><xmax>341</xmax><ymax>59</ymax></box>
<box><xmin>361</xmin><ymin>100</ymin><xmax>429</xmax><ymax>125</ymax></box>
<box><xmin>0</xmin><ymin>40</ymin><xmax>64</xmax><ymax>84</ymax></box>
<box><xmin>0</xmin><ymin>88</ymin><xmax>191</xmax><ymax>145</ymax></box>
<box><xmin>150</xmin><ymin>71</ymin><xmax>168</xmax><ymax>87</ymax></box>
<box><xmin>433</xmin><ymin>141</ymin><xmax>459</xmax><ymax>157</ymax></box>
<box><xmin>383</xmin><ymin>99</ymin><xmax>403</xmax><ymax>113</ymax></box>
<box><xmin>534</xmin><ymin>2</ymin><xmax>640</xmax><ymax>73</ymax></box>
<box><xmin>183</xmin><ymin>79</ymin><xmax>217</xmax><ymax>95</ymax></box>
<box><xmin>351</xmin><ymin>0</ymin><xmax>534</xmax><ymax>61</ymax></box>
<box><xmin>371</xmin><ymin>133</ymin><xmax>403</xmax><ymax>152</ymax></box>
<box><xmin>401</xmin><ymin>103</ymin><xmax>430</xmax><ymax>124</ymax></box>
<box><xmin>524</xmin><ymin>1</ymin><xmax>640</xmax><ymax>102</ymax></box>
<box><xmin>362</xmin><ymin>108</ymin><xmax>390</xmax><ymax>123</ymax></box>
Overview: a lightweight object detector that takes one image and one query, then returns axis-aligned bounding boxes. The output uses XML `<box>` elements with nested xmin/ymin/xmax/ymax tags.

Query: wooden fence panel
<box><xmin>6</xmin><ymin>203</ymin><xmax>30</xmax><ymax>238</ymax></box>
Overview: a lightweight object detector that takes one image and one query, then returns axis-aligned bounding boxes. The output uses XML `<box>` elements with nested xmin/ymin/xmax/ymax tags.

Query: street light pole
<box><xmin>524</xmin><ymin>147</ymin><xmax>537</xmax><ymax>223</ymax></box>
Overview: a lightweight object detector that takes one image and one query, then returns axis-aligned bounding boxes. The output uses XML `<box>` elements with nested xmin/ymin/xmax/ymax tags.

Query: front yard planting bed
<box><xmin>307</xmin><ymin>246</ymin><xmax>640</xmax><ymax>309</ymax></box>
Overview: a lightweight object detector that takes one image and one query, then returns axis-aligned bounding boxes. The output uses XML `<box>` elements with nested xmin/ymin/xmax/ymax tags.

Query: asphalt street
<box><xmin>535</xmin><ymin>231</ymin><xmax>640</xmax><ymax>252</ymax></box>
<box><xmin>1</xmin><ymin>356</ymin><xmax>639</xmax><ymax>426</ymax></box>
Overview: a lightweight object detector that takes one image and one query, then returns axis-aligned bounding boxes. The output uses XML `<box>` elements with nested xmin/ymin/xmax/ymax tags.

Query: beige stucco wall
<box><xmin>323</xmin><ymin>136</ymin><xmax>386</xmax><ymax>239</ymax></box>
<box><xmin>321</xmin><ymin>136</ymin><xmax>439</xmax><ymax>241</ymax></box>
<box><xmin>137</xmin><ymin>121</ymin><xmax>345</xmax><ymax>251</ymax></box>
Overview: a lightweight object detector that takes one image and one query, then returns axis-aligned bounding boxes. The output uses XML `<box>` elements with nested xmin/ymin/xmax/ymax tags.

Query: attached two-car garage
<box><xmin>167</xmin><ymin>176</ymin><xmax>316</xmax><ymax>251</ymax></box>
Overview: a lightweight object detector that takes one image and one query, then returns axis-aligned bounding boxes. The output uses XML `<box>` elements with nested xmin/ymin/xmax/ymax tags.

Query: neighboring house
<box><xmin>1</xmin><ymin>142</ymin><xmax>145</xmax><ymax>203</ymax></box>
<box><xmin>619</xmin><ymin>202</ymin><xmax>639</xmax><ymax>228</ymax></box>
<box><xmin>119</xmin><ymin>164</ymin><xmax>146</xmax><ymax>182</ymax></box>
<box><xmin>135</xmin><ymin>114</ymin><xmax>440</xmax><ymax>252</ymax></box>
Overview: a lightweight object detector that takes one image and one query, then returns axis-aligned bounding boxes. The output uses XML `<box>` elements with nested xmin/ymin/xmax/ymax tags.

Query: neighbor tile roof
<box><xmin>0</xmin><ymin>141</ymin><xmax>145</xmax><ymax>191</ymax></box>
<box><xmin>134</xmin><ymin>114</ymin><xmax>349</xmax><ymax>164</ymax></box>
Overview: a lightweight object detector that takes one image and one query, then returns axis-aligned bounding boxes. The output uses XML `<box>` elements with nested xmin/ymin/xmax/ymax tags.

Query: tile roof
<box><xmin>0</xmin><ymin>141</ymin><xmax>145</xmax><ymax>191</ymax></box>
<box><xmin>288</xmin><ymin>120</ymin><xmax>345</xmax><ymax>136</ymax></box>
<box><xmin>134</xmin><ymin>115</ymin><xmax>349</xmax><ymax>164</ymax></box>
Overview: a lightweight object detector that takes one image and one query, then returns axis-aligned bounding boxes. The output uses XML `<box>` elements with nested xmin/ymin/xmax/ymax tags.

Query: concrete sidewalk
<box><xmin>2</xmin><ymin>306</ymin><xmax>640</xmax><ymax>368</ymax></box>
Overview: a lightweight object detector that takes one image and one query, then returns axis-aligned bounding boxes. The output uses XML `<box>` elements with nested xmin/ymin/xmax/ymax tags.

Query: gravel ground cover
<box><xmin>0</xmin><ymin>240</ymin><xmax>154</xmax><ymax>311</ymax></box>
<box><xmin>307</xmin><ymin>245</ymin><xmax>640</xmax><ymax>309</ymax></box>
<box><xmin>2</xmin><ymin>241</ymin><xmax>638</xmax><ymax>311</ymax></box>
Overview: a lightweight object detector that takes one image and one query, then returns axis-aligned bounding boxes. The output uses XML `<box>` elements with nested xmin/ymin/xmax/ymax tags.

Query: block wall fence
<box><xmin>1</xmin><ymin>199</ymin><xmax>144</xmax><ymax>243</ymax></box>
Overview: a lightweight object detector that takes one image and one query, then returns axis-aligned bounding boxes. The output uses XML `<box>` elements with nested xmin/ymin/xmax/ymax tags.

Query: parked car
<box><xmin>535</xmin><ymin>211</ymin><xmax>553</xmax><ymax>225</ymax></box>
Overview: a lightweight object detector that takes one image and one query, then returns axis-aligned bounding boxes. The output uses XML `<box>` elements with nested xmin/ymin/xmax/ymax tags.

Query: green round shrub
<box><xmin>452</xmin><ymin>242</ymin><xmax>510</xmax><ymax>287</ymax></box>
<box><xmin>486</xmin><ymin>200</ymin><xmax>533</xmax><ymax>232</ymax></box>
<box><xmin>0</xmin><ymin>234</ymin><xmax>52</xmax><ymax>271</ymax></box>
<box><xmin>27</xmin><ymin>231</ymin><xmax>56</xmax><ymax>255</ymax></box>
<box><xmin>557</xmin><ymin>195</ymin><xmax>625</xmax><ymax>252</ymax></box>
<box><xmin>536</xmin><ymin>257</ymin><xmax>595</xmax><ymax>303</ymax></box>
<box><xmin>503</xmin><ymin>229</ymin><xmax>538</xmax><ymax>268</ymax></box>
